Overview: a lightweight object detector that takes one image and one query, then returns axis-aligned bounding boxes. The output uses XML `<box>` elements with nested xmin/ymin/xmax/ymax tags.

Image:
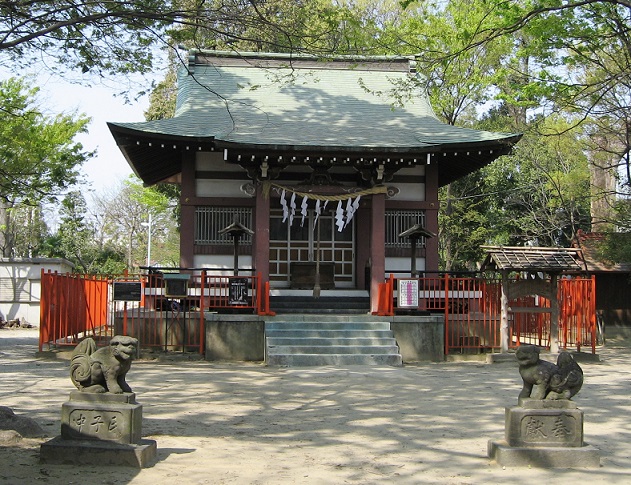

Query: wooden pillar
<box><xmin>254</xmin><ymin>183</ymin><xmax>270</xmax><ymax>284</ymax></box>
<box><xmin>356</xmin><ymin>207</ymin><xmax>370</xmax><ymax>291</ymax></box>
<box><xmin>550</xmin><ymin>273</ymin><xmax>559</xmax><ymax>354</ymax></box>
<box><xmin>500</xmin><ymin>271</ymin><xmax>510</xmax><ymax>353</ymax></box>
<box><xmin>370</xmin><ymin>192</ymin><xmax>386</xmax><ymax>313</ymax></box>
<box><xmin>180</xmin><ymin>152</ymin><xmax>196</xmax><ymax>268</ymax></box>
<box><xmin>424</xmin><ymin>163</ymin><xmax>439</xmax><ymax>273</ymax></box>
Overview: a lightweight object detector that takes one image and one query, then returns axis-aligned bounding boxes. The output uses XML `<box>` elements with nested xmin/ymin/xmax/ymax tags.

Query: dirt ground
<box><xmin>1</xmin><ymin>327</ymin><xmax>631</xmax><ymax>485</ymax></box>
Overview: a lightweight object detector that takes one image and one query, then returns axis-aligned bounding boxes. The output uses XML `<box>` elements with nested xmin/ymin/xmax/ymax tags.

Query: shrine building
<box><xmin>108</xmin><ymin>50</ymin><xmax>521</xmax><ymax>312</ymax></box>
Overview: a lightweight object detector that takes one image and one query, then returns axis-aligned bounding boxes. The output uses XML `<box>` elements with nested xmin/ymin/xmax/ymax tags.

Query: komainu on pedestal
<box><xmin>40</xmin><ymin>336</ymin><xmax>157</xmax><ymax>468</ymax></box>
<box><xmin>488</xmin><ymin>345</ymin><xmax>599</xmax><ymax>468</ymax></box>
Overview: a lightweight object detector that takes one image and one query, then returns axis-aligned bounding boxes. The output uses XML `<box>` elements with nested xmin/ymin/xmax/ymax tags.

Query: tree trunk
<box><xmin>0</xmin><ymin>200</ymin><xmax>14</xmax><ymax>257</ymax></box>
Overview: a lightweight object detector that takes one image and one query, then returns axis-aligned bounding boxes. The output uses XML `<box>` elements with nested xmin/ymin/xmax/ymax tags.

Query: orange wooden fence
<box><xmin>39</xmin><ymin>270</ymin><xmax>110</xmax><ymax>351</ymax></box>
<box><xmin>376</xmin><ymin>274</ymin><xmax>597</xmax><ymax>354</ymax></box>
<box><xmin>39</xmin><ymin>270</ymin><xmax>266</xmax><ymax>352</ymax></box>
<box><xmin>40</xmin><ymin>270</ymin><xmax>597</xmax><ymax>356</ymax></box>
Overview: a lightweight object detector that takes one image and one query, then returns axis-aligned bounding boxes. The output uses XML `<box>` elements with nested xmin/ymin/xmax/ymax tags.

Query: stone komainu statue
<box><xmin>70</xmin><ymin>335</ymin><xmax>139</xmax><ymax>394</ymax></box>
<box><xmin>516</xmin><ymin>345</ymin><xmax>583</xmax><ymax>400</ymax></box>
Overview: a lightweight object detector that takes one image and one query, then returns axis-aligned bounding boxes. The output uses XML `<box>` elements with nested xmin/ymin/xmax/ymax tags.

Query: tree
<box><xmin>382</xmin><ymin>1</ymin><xmax>514</xmax><ymax>270</ymax></box>
<box><xmin>0</xmin><ymin>0</ymin><xmax>364</xmax><ymax>87</ymax></box>
<box><xmin>4</xmin><ymin>204</ymin><xmax>48</xmax><ymax>258</ymax></box>
<box><xmin>439</xmin><ymin>172</ymin><xmax>492</xmax><ymax>271</ymax></box>
<box><xmin>402</xmin><ymin>1</ymin><xmax>631</xmax><ymax>219</ymax></box>
<box><xmin>0</xmin><ymin>77</ymin><xmax>92</xmax><ymax>256</ymax></box>
<box><xmin>92</xmin><ymin>177</ymin><xmax>178</xmax><ymax>270</ymax></box>
<box><xmin>485</xmin><ymin>117</ymin><xmax>592</xmax><ymax>247</ymax></box>
<box><xmin>44</xmin><ymin>191</ymin><xmax>127</xmax><ymax>273</ymax></box>
<box><xmin>1</xmin><ymin>1</ymin><xmax>177</xmax><ymax>78</ymax></box>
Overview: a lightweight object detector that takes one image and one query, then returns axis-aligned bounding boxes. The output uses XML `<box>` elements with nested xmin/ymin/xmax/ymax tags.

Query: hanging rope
<box><xmin>261</xmin><ymin>180</ymin><xmax>387</xmax><ymax>201</ymax></box>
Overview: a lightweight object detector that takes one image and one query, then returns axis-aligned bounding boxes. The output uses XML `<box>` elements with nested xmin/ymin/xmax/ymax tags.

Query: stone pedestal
<box><xmin>40</xmin><ymin>392</ymin><xmax>157</xmax><ymax>468</ymax></box>
<box><xmin>488</xmin><ymin>399</ymin><xmax>599</xmax><ymax>468</ymax></box>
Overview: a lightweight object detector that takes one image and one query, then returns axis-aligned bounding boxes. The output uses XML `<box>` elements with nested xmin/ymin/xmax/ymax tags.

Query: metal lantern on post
<box><xmin>218</xmin><ymin>220</ymin><xmax>254</xmax><ymax>276</ymax></box>
<box><xmin>398</xmin><ymin>224</ymin><xmax>436</xmax><ymax>278</ymax></box>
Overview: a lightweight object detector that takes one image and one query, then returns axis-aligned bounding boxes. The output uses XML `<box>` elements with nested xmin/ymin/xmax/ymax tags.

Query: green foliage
<box><xmin>481</xmin><ymin>114</ymin><xmax>592</xmax><ymax>248</ymax></box>
<box><xmin>0</xmin><ymin>77</ymin><xmax>92</xmax><ymax>203</ymax></box>
<box><xmin>92</xmin><ymin>176</ymin><xmax>179</xmax><ymax>270</ymax></box>
<box><xmin>44</xmin><ymin>179</ymin><xmax>179</xmax><ymax>273</ymax></box>
<box><xmin>439</xmin><ymin>173</ymin><xmax>492</xmax><ymax>271</ymax></box>
<box><xmin>43</xmin><ymin>191</ymin><xmax>127</xmax><ymax>274</ymax></box>
<box><xmin>596</xmin><ymin>231</ymin><xmax>631</xmax><ymax>264</ymax></box>
<box><xmin>4</xmin><ymin>204</ymin><xmax>48</xmax><ymax>258</ymax></box>
<box><xmin>145</xmin><ymin>63</ymin><xmax>178</xmax><ymax>121</ymax></box>
<box><xmin>0</xmin><ymin>1</ymin><xmax>174</xmax><ymax>77</ymax></box>
<box><xmin>0</xmin><ymin>77</ymin><xmax>93</xmax><ymax>257</ymax></box>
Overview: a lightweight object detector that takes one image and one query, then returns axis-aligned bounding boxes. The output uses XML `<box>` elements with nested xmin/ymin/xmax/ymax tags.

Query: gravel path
<box><xmin>1</xmin><ymin>328</ymin><xmax>630</xmax><ymax>484</ymax></box>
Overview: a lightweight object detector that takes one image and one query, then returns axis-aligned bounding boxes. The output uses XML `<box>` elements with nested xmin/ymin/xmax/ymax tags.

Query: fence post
<box><xmin>590</xmin><ymin>275</ymin><xmax>597</xmax><ymax>353</ymax></box>
<box><xmin>39</xmin><ymin>269</ymin><xmax>48</xmax><ymax>351</ymax></box>
<box><xmin>444</xmin><ymin>273</ymin><xmax>450</xmax><ymax>356</ymax></box>
<box><xmin>199</xmin><ymin>270</ymin><xmax>206</xmax><ymax>355</ymax></box>
<box><xmin>256</xmin><ymin>273</ymin><xmax>263</xmax><ymax>315</ymax></box>
<box><xmin>388</xmin><ymin>274</ymin><xmax>395</xmax><ymax>316</ymax></box>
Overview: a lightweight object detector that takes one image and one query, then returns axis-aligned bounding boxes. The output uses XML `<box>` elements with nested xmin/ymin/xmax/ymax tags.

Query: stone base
<box><xmin>488</xmin><ymin>439</ymin><xmax>600</xmax><ymax>468</ymax></box>
<box><xmin>40</xmin><ymin>436</ymin><xmax>157</xmax><ymax>468</ymax></box>
<box><xmin>506</xmin><ymin>399</ymin><xmax>583</xmax><ymax>448</ymax></box>
<box><xmin>61</xmin><ymin>391</ymin><xmax>142</xmax><ymax>444</ymax></box>
<box><xmin>489</xmin><ymin>399</ymin><xmax>601</xmax><ymax>468</ymax></box>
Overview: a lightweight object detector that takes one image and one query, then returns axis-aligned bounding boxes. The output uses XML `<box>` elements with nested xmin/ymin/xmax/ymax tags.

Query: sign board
<box><xmin>113</xmin><ymin>281</ymin><xmax>142</xmax><ymax>302</ymax></box>
<box><xmin>229</xmin><ymin>278</ymin><xmax>249</xmax><ymax>305</ymax></box>
<box><xmin>397</xmin><ymin>278</ymin><xmax>419</xmax><ymax>308</ymax></box>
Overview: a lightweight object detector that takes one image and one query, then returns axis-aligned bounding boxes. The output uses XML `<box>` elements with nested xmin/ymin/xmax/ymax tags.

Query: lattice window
<box><xmin>385</xmin><ymin>210</ymin><xmax>426</xmax><ymax>248</ymax></box>
<box><xmin>195</xmin><ymin>207</ymin><xmax>253</xmax><ymax>245</ymax></box>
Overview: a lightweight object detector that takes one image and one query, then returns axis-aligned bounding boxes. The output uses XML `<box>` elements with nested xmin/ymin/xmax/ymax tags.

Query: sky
<box><xmin>35</xmin><ymin>74</ymin><xmax>150</xmax><ymax>194</ymax></box>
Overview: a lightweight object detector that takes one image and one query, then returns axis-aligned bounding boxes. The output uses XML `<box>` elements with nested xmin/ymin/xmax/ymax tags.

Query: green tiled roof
<box><xmin>114</xmin><ymin>53</ymin><xmax>515</xmax><ymax>148</ymax></box>
<box><xmin>108</xmin><ymin>51</ymin><xmax>521</xmax><ymax>185</ymax></box>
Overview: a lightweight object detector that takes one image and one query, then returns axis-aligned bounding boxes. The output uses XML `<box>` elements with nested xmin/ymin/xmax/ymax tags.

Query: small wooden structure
<box><xmin>481</xmin><ymin>246</ymin><xmax>584</xmax><ymax>353</ymax></box>
<box><xmin>218</xmin><ymin>221</ymin><xmax>254</xmax><ymax>276</ymax></box>
<box><xmin>398</xmin><ymin>224</ymin><xmax>436</xmax><ymax>277</ymax></box>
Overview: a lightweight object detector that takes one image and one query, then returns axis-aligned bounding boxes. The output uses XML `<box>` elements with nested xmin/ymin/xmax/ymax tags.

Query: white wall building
<box><xmin>0</xmin><ymin>258</ymin><xmax>74</xmax><ymax>326</ymax></box>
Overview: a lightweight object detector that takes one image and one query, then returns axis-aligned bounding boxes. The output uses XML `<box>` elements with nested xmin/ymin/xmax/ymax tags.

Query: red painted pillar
<box><xmin>180</xmin><ymin>153</ymin><xmax>196</xmax><ymax>268</ymax></box>
<box><xmin>356</xmin><ymin>206</ymin><xmax>370</xmax><ymax>291</ymax></box>
<box><xmin>370</xmin><ymin>192</ymin><xmax>386</xmax><ymax>313</ymax></box>
<box><xmin>424</xmin><ymin>163</ymin><xmax>440</xmax><ymax>273</ymax></box>
<box><xmin>254</xmin><ymin>183</ymin><xmax>270</xmax><ymax>284</ymax></box>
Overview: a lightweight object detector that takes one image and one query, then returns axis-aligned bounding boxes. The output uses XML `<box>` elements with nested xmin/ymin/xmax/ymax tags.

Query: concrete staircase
<box><xmin>265</xmin><ymin>315</ymin><xmax>402</xmax><ymax>366</ymax></box>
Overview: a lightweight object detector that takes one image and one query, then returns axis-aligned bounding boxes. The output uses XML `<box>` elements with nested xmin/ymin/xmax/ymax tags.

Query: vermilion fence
<box><xmin>377</xmin><ymin>274</ymin><xmax>597</xmax><ymax>355</ymax></box>
<box><xmin>39</xmin><ymin>271</ymin><xmax>110</xmax><ymax>351</ymax></box>
<box><xmin>39</xmin><ymin>270</ymin><xmax>268</xmax><ymax>353</ymax></box>
<box><xmin>41</xmin><ymin>270</ymin><xmax>597</xmax><ymax>356</ymax></box>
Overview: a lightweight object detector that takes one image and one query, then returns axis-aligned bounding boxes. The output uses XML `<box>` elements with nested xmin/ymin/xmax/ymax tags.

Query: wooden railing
<box><xmin>39</xmin><ymin>270</ymin><xmax>110</xmax><ymax>351</ymax></box>
<box><xmin>39</xmin><ymin>270</ymin><xmax>272</xmax><ymax>352</ymax></box>
<box><xmin>375</xmin><ymin>274</ymin><xmax>597</xmax><ymax>354</ymax></box>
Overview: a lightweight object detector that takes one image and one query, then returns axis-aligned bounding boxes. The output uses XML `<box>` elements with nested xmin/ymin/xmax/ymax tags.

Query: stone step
<box><xmin>267</xmin><ymin>337</ymin><xmax>397</xmax><ymax>346</ymax></box>
<box><xmin>266</xmin><ymin>329</ymin><xmax>395</xmax><ymax>339</ymax></box>
<box><xmin>265</xmin><ymin>317</ymin><xmax>402</xmax><ymax>367</ymax></box>
<box><xmin>266</xmin><ymin>353</ymin><xmax>403</xmax><ymax>366</ymax></box>
<box><xmin>267</xmin><ymin>345</ymin><xmax>400</xmax><ymax>355</ymax></box>
<box><xmin>266</xmin><ymin>320</ymin><xmax>391</xmax><ymax>331</ymax></box>
<box><xmin>266</xmin><ymin>314</ymin><xmax>387</xmax><ymax>324</ymax></box>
